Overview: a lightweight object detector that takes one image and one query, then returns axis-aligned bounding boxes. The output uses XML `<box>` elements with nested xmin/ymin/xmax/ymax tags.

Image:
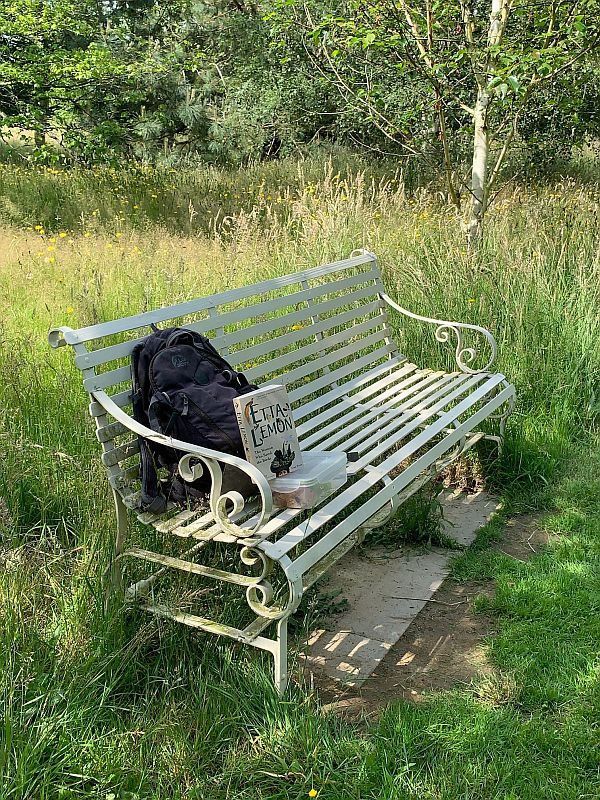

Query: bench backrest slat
<box><xmin>60</xmin><ymin>253</ymin><xmax>402</xmax><ymax>490</ymax></box>
<box><xmin>81</xmin><ymin>275</ymin><xmax>386</xmax><ymax>392</ymax></box>
<box><xmin>75</xmin><ymin>265</ymin><xmax>382</xmax><ymax>372</ymax></box>
<box><xmin>258</xmin><ymin>329</ymin><xmax>393</xmax><ymax>389</ymax></box>
<box><xmin>66</xmin><ymin>253</ymin><xmax>378</xmax><ymax>346</ymax></box>
<box><xmin>226</xmin><ymin>299</ymin><xmax>382</xmax><ymax>365</ymax></box>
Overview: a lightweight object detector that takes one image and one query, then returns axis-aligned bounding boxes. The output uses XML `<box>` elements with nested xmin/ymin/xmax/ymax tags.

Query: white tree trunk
<box><xmin>465</xmin><ymin>0</ymin><xmax>510</xmax><ymax>248</ymax></box>
<box><xmin>466</xmin><ymin>88</ymin><xmax>490</xmax><ymax>247</ymax></box>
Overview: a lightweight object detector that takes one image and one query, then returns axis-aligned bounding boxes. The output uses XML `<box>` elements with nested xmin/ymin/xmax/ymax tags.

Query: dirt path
<box><xmin>312</xmin><ymin>515</ymin><xmax>547</xmax><ymax>716</ymax></box>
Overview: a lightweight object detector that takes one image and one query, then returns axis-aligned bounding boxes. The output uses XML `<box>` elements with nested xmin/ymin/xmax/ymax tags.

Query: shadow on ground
<box><xmin>308</xmin><ymin>515</ymin><xmax>547</xmax><ymax>716</ymax></box>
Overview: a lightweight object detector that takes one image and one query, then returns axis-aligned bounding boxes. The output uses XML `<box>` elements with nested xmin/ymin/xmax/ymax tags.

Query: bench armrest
<box><xmin>93</xmin><ymin>390</ymin><xmax>273</xmax><ymax>538</ymax></box>
<box><xmin>379</xmin><ymin>292</ymin><xmax>498</xmax><ymax>374</ymax></box>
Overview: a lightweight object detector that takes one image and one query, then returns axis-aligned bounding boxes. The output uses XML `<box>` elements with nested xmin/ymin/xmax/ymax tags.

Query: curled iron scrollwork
<box><xmin>380</xmin><ymin>293</ymin><xmax>498</xmax><ymax>374</ymax></box>
<box><xmin>178</xmin><ymin>453</ymin><xmax>272</xmax><ymax>539</ymax></box>
<box><xmin>240</xmin><ymin>547</ymin><xmax>302</xmax><ymax>620</ymax></box>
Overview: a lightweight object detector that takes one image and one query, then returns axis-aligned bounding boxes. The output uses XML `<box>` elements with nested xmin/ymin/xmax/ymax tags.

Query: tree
<box><xmin>271</xmin><ymin>0</ymin><xmax>600</xmax><ymax>245</ymax></box>
<box><xmin>0</xmin><ymin>0</ymin><xmax>134</xmax><ymax>160</ymax></box>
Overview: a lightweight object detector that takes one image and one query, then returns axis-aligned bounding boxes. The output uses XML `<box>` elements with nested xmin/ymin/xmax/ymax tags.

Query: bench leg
<box><xmin>273</xmin><ymin>618</ymin><xmax>289</xmax><ymax>696</ymax></box>
<box><xmin>487</xmin><ymin>381</ymin><xmax>516</xmax><ymax>456</ymax></box>
<box><xmin>104</xmin><ymin>489</ymin><xmax>128</xmax><ymax>608</ymax></box>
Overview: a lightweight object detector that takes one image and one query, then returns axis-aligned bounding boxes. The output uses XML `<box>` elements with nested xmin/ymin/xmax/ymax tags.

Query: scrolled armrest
<box><xmin>48</xmin><ymin>326</ymin><xmax>79</xmax><ymax>349</ymax></box>
<box><xmin>379</xmin><ymin>292</ymin><xmax>498</xmax><ymax>374</ymax></box>
<box><xmin>93</xmin><ymin>390</ymin><xmax>273</xmax><ymax>538</ymax></box>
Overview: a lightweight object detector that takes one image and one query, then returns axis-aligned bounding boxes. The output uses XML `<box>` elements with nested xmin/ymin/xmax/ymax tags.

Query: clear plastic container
<box><xmin>269</xmin><ymin>451</ymin><xmax>347</xmax><ymax>509</ymax></box>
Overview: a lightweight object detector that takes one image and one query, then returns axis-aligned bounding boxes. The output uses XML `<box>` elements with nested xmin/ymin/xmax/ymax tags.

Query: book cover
<box><xmin>233</xmin><ymin>385</ymin><xmax>303</xmax><ymax>480</ymax></box>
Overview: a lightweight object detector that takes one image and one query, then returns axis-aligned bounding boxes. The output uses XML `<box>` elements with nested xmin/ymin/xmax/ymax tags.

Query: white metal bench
<box><xmin>49</xmin><ymin>251</ymin><xmax>515</xmax><ymax>693</ymax></box>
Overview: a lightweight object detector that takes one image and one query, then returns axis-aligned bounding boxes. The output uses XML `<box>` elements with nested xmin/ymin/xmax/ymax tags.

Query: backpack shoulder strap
<box><xmin>131</xmin><ymin>335</ymin><xmax>167</xmax><ymax>514</ymax></box>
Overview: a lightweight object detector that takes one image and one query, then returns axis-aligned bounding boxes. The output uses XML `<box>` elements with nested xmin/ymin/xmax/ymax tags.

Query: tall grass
<box><xmin>1</xmin><ymin>157</ymin><xmax>600</xmax><ymax>798</ymax></box>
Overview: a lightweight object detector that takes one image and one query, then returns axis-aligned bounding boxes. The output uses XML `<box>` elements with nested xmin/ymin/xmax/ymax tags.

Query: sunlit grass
<box><xmin>1</xmin><ymin>157</ymin><xmax>600</xmax><ymax>798</ymax></box>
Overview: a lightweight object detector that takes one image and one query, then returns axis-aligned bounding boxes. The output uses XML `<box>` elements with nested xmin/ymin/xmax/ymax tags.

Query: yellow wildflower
<box><xmin>133</xmin><ymin>204</ymin><xmax>139</xmax><ymax>209</ymax></box>
<box><xmin>49</xmin><ymin>236</ymin><xmax>56</xmax><ymax>243</ymax></box>
<box><xmin>291</xmin><ymin>324</ymin><xmax>304</xmax><ymax>331</ymax></box>
<box><xmin>47</xmin><ymin>245</ymin><xmax>56</xmax><ymax>252</ymax></box>
<box><xmin>66</xmin><ymin>306</ymin><xmax>74</xmax><ymax>314</ymax></box>
<box><xmin>45</xmin><ymin>256</ymin><xmax>55</xmax><ymax>264</ymax></box>
<box><xmin>59</xmin><ymin>232</ymin><xmax>67</xmax><ymax>238</ymax></box>
<box><xmin>468</xmin><ymin>298</ymin><xmax>476</xmax><ymax>304</ymax></box>
<box><xmin>84</xmin><ymin>232</ymin><xmax>92</xmax><ymax>238</ymax></box>
<box><xmin>309</xmin><ymin>791</ymin><xmax>318</xmax><ymax>798</ymax></box>
<box><xmin>34</xmin><ymin>224</ymin><xmax>43</xmax><ymax>231</ymax></box>
<box><xmin>115</xmin><ymin>232</ymin><xmax>122</xmax><ymax>238</ymax></box>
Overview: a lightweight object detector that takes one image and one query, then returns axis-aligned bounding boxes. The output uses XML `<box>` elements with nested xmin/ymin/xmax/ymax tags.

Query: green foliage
<box><xmin>517</xmin><ymin>57</ymin><xmax>600</xmax><ymax>168</ymax></box>
<box><xmin>1</xmin><ymin>160</ymin><xmax>600</xmax><ymax>796</ymax></box>
<box><xmin>363</xmin><ymin>484</ymin><xmax>449</xmax><ymax>549</ymax></box>
<box><xmin>0</xmin><ymin>0</ymin><xmax>137</xmax><ymax>160</ymax></box>
<box><xmin>2</xmin><ymin>0</ymin><xmax>600</xmax><ymax>171</ymax></box>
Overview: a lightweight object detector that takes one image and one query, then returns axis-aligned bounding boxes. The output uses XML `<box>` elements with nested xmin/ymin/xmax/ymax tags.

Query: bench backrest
<box><xmin>49</xmin><ymin>252</ymin><xmax>401</xmax><ymax>500</ymax></box>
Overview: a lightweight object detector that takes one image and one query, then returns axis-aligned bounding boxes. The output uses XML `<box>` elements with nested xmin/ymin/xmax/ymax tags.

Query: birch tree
<box><xmin>272</xmin><ymin>0</ymin><xmax>600</xmax><ymax>245</ymax></box>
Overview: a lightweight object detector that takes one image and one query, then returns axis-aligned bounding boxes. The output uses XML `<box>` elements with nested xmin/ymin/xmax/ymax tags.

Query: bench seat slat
<box><xmin>339</xmin><ymin>374</ymin><xmax>483</xmax><ymax>465</ymax></box>
<box><xmin>153</xmin><ymin>508</ymin><xmax>203</xmax><ymax>533</ymax></box>
<box><xmin>298</xmin><ymin>373</ymin><xmax>476</xmax><ymax>481</ymax></box>
<box><xmin>341</xmin><ymin>374</ymin><xmax>484</xmax><ymax>469</ymax></box>
<box><xmin>169</xmin><ymin>510</ymin><xmax>223</xmax><ymax>537</ymax></box>
<box><xmin>264</xmin><ymin>375</ymin><xmax>509</xmax><ymax>561</ymax></box>
<box><xmin>300</xmin><ymin>370</ymin><xmax>448</xmax><ymax>448</ymax></box>
<box><xmin>295</xmin><ymin>362</ymin><xmax>420</xmax><ymax>437</ymax></box>
<box><xmin>170</xmin><ymin>505</ymin><xmax>302</xmax><ymax>544</ymax></box>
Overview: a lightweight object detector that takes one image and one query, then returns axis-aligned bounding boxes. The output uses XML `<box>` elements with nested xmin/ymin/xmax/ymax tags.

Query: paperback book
<box><xmin>233</xmin><ymin>385</ymin><xmax>303</xmax><ymax>480</ymax></box>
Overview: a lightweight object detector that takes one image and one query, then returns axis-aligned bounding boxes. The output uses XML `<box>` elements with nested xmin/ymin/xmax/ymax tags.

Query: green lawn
<box><xmin>1</xmin><ymin>158</ymin><xmax>599</xmax><ymax>798</ymax></box>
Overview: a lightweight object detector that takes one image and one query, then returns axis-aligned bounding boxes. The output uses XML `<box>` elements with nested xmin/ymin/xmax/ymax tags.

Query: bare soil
<box><xmin>314</xmin><ymin>514</ymin><xmax>547</xmax><ymax>717</ymax></box>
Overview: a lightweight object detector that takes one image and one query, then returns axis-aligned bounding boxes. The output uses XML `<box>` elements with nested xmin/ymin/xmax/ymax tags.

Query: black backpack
<box><xmin>131</xmin><ymin>326</ymin><xmax>258</xmax><ymax>513</ymax></box>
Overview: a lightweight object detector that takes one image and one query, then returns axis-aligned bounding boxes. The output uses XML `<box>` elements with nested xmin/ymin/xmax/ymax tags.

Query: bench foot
<box><xmin>103</xmin><ymin>489</ymin><xmax>128</xmax><ymax>610</ymax></box>
<box><xmin>272</xmin><ymin>618</ymin><xmax>289</xmax><ymax>696</ymax></box>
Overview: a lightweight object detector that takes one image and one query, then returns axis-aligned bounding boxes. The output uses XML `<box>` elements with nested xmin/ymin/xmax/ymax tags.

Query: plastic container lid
<box><xmin>269</xmin><ymin>451</ymin><xmax>347</xmax><ymax>490</ymax></box>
